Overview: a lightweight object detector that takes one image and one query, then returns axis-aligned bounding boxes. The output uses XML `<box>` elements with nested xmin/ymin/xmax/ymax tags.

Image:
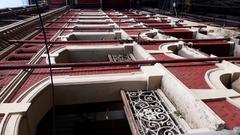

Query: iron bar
<box><xmin>9</xmin><ymin>38</ymin><xmax>229</xmax><ymax>45</ymax></box>
<box><xmin>57</xmin><ymin>17</ymin><xmax>167</xmax><ymax>20</ymax></box>
<box><xmin>62</xmin><ymin>14</ymin><xmax>168</xmax><ymax>18</ymax></box>
<box><xmin>35</xmin><ymin>25</ymin><xmax>206</xmax><ymax>30</ymax></box>
<box><xmin>9</xmin><ymin>39</ymin><xmax>132</xmax><ymax>44</ymax></box>
<box><xmin>0</xmin><ymin>56</ymin><xmax>240</xmax><ymax>70</ymax></box>
<box><xmin>46</xmin><ymin>20</ymin><xmax>178</xmax><ymax>24</ymax></box>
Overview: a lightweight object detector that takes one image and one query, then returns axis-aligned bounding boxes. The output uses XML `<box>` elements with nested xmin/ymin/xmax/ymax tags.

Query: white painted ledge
<box><xmin>192</xmin><ymin>89</ymin><xmax>240</xmax><ymax>100</ymax></box>
<box><xmin>0</xmin><ymin>103</ymin><xmax>30</xmax><ymax>114</ymax></box>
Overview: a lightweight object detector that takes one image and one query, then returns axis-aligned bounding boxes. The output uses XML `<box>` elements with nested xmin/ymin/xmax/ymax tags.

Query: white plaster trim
<box><xmin>78</xmin><ymin>12</ymin><xmax>105</xmax><ymax>16</ymax></box>
<box><xmin>1</xmin><ymin>114</ymin><xmax>22</xmax><ymax>135</ymax></box>
<box><xmin>108</xmin><ymin>12</ymin><xmax>123</xmax><ymax>16</ymax></box>
<box><xmin>141</xmin><ymin>64</ymin><xmax>164</xmax><ymax>90</ymax></box>
<box><xmin>205</xmin><ymin>68</ymin><xmax>229</xmax><ymax>89</ymax></box>
<box><xmin>77</xmin><ymin>16</ymin><xmax>108</xmax><ymax>19</ymax></box>
<box><xmin>77</xmin><ymin>19</ymin><xmax>112</xmax><ymax>23</ymax></box>
<box><xmin>155</xmin><ymin>63</ymin><xmax>225</xmax><ymax>130</ymax></box>
<box><xmin>205</xmin><ymin>61</ymin><xmax>240</xmax><ymax>90</ymax></box>
<box><xmin>160</xmin><ymin>41</ymin><xmax>209</xmax><ymax>59</ymax></box>
<box><xmin>0</xmin><ymin>114</ymin><xmax>7</xmax><ymax>135</ymax></box>
<box><xmin>216</xmin><ymin>60</ymin><xmax>240</xmax><ymax>71</ymax></box>
<box><xmin>53</xmin><ymin>74</ymin><xmax>145</xmax><ymax>86</ymax></box>
<box><xmin>147</xmin><ymin>50</ymin><xmax>172</xmax><ymax>54</ymax></box>
<box><xmin>226</xmin><ymin>97</ymin><xmax>240</xmax><ymax>109</ymax></box>
<box><xmin>164</xmin><ymin>52</ymin><xmax>184</xmax><ymax>59</ymax></box>
<box><xmin>139</xmin><ymin>29</ymin><xmax>177</xmax><ymax>41</ymax></box>
<box><xmin>15</xmin><ymin>72</ymin><xmax>145</xmax><ymax>103</ymax></box>
<box><xmin>45</xmin><ymin>43</ymin><xmax>154</xmax><ymax>65</ymax></box>
<box><xmin>133</xmin><ymin>44</ymin><xmax>155</xmax><ymax>60</ymax></box>
<box><xmin>60</xmin><ymin>31</ymin><xmax>116</xmax><ymax>41</ymax></box>
<box><xmin>120</xmin><ymin>18</ymin><xmax>135</xmax><ymax>22</ymax></box>
<box><xmin>156</xmin><ymin>89</ymin><xmax>191</xmax><ymax>132</ymax></box>
<box><xmin>192</xmin><ymin>89</ymin><xmax>240</xmax><ymax>100</ymax></box>
<box><xmin>0</xmin><ymin>103</ymin><xmax>30</xmax><ymax>114</ymax></box>
<box><xmin>128</xmin><ymin>22</ymin><xmax>146</xmax><ymax>28</ymax></box>
<box><xmin>74</xmin><ymin>23</ymin><xmax>116</xmax><ymax>28</ymax></box>
<box><xmin>160</xmin><ymin>42</ymin><xmax>185</xmax><ymax>59</ymax></box>
<box><xmin>60</xmin><ymin>29</ymin><xmax>131</xmax><ymax>41</ymax></box>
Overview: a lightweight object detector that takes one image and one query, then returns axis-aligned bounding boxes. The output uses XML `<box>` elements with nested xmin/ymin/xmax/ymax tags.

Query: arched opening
<box><xmin>160</xmin><ymin>42</ymin><xmax>208</xmax><ymax>59</ymax></box>
<box><xmin>220</xmin><ymin>73</ymin><xmax>240</xmax><ymax>93</ymax></box>
<box><xmin>168</xmin><ymin>45</ymin><xmax>207</xmax><ymax>58</ymax></box>
<box><xmin>139</xmin><ymin>29</ymin><xmax>177</xmax><ymax>41</ymax></box>
<box><xmin>16</xmin><ymin>77</ymin><xmax>147</xmax><ymax>135</ymax></box>
<box><xmin>219</xmin><ymin>73</ymin><xmax>232</xmax><ymax>89</ymax></box>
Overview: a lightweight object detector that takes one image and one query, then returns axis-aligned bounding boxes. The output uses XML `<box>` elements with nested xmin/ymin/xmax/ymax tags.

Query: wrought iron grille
<box><xmin>108</xmin><ymin>54</ymin><xmax>134</xmax><ymax>62</ymax></box>
<box><xmin>126</xmin><ymin>90</ymin><xmax>182</xmax><ymax>135</ymax></box>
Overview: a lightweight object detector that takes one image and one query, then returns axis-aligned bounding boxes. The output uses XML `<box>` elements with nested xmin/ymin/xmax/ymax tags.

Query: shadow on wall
<box><xmin>220</xmin><ymin>73</ymin><xmax>240</xmax><ymax>93</ymax></box>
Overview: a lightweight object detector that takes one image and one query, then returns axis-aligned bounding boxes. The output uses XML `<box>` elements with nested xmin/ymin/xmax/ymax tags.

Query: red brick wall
<box><xmin>205</xmin><ymin>99</ymin><xmax>240</xmax><ymax>129</ymax></box>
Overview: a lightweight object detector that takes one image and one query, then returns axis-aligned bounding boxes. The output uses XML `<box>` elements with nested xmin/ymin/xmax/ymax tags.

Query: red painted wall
<box><xmin>49</xmin><ymin>0</ymin><xmax>66</xmax><ymax>9</ymax></box>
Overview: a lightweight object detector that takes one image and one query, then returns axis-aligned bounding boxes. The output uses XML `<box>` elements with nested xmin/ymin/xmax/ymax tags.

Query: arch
<box><xmin>2</xmin><ymin>74</ymin><xmax>147</xmax><ymax>135</ymax></box>
<box><xmin>205</xmin><ymin>68</ymin><xmax>240</xmax><ymax>91</ymax></box>
<box><xmin>160</xmin><ymin>42</ymin><xmax>208</xmax><ymax>59</ymax></box>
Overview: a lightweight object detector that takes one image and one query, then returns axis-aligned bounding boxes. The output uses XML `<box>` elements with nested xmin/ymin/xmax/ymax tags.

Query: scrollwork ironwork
<box><xmin>126</xmin><ymin>91</ymin><xmax>182</xmax><ymax>135</ymax></box>
<box><xmin>108</xmin><ymin>54</ymin><xmax>133</xmax><ymax>62</ymax></box>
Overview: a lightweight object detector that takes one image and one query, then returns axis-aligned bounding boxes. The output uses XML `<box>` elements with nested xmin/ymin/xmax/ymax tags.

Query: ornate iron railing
<box><xmin>126</xmin><ymin>90</ymin><xmax>182</xmax><ymax>135</ymax></box>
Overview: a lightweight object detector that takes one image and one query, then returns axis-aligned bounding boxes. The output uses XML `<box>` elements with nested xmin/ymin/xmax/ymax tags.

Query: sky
<box><xmin>0</xmin><ymin>0</ymin><xmax>28</xmax><ymax>9</ymax></box>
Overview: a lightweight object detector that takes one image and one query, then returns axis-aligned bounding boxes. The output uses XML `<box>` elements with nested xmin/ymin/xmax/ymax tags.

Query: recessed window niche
<box><xmin>48</xmin><ymin>44</ymin><xmax>154</xmax><ymax>64</ymax></box>
<box><xmin>60</xmin><ymin>30</ymin><xmax>130</xmax><ymax>41</ymax></box>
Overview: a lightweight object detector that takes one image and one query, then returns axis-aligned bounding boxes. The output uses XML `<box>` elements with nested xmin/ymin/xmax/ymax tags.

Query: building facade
<box><xmin>0</xmin><ymin>3</ymin><xmax>240</xmax><ymax>135</ymax></box>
